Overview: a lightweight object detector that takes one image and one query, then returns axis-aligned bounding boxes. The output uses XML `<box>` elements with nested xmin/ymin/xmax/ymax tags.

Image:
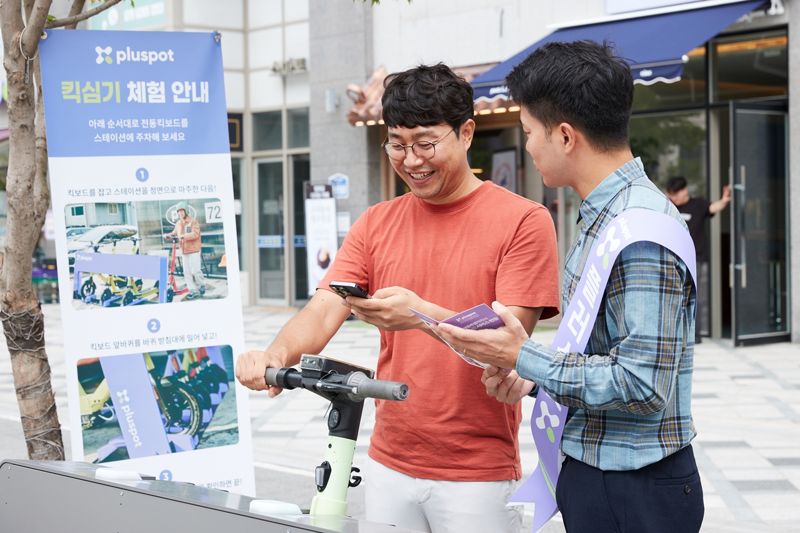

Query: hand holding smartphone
<box><xmin>329</xmin><ymin>280</ymin><xmax>370</xmax><ymax>299</ymax></box>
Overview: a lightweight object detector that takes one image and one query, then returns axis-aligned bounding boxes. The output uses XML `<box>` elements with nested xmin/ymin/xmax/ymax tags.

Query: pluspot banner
<box><xmin>39</xmin><ymin>29</ymin><xmax>255</xmax><ymax>494</ymax></box>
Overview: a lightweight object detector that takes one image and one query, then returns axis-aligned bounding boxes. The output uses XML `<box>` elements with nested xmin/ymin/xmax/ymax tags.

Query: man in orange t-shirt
<box><xmin>237</xmin><ymin>64</ymin><xmax>559</xmax><ymax>533</ymax></box>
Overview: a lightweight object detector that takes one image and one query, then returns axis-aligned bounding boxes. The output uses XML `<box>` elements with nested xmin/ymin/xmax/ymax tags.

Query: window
<box><xmin>253</xmin><ymin>111</ymin><xmax>282</xmax><ymax>151</ymax></box>
<box><xmin>71</xmin><ymin>206</ymin><xmax>85</xmax><ymax>216</ymax></box>
<box><xmin>228</xmin><ymin>113</ymin><xmax>243</xmax><ymax>152</ymax></box>
<box><xmin>629</xmin><ymin>110</ymin><xmax>707</xmax><ymax>196</ymax></box>
<box><xmin>232</xmin><ymin>157</ymin><xmax>244</xmax><ymax>269</ymax></box>
<box><xmin>713</xmin><ymin>30</ymin><xmax>788</xmax><ymax>102</ymax></box>
<box><xmin>287</xmin><ymin>107</ymin><xmax>309</xmax><ymax>148</ymax></box>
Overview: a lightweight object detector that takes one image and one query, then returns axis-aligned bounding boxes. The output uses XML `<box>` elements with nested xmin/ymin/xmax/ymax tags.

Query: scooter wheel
<box><xmin>166</xmin><ymin>288</ymin><xmax>174</xmax><ymax>303</ymax></box>
<box><xmin>80</xmin><ymin>278</ymin><xmax>96</xmax><ymax>298</ymax></box>
<box><xmin>101</xmin><ymin>288</ymin><xmax>112</xmax><ymax>303</ymax></box>
<box><xmin>123</xmin><ymin>290</ymin><xmax>134</xmax><ymax>306</ymax></box>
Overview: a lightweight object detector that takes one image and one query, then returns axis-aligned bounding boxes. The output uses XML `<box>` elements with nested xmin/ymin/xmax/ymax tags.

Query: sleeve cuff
<box><xmin>516</xmin><ymin>339</ymin><xmax>551</xmax><ymax>386</ymax></box>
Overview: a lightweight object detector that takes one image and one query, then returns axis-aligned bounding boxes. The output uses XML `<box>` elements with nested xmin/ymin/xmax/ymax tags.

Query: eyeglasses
<box><xmin>382</xmin><ymin>128</ymin><xmax>455</xmax><ymax>161</ymax></box>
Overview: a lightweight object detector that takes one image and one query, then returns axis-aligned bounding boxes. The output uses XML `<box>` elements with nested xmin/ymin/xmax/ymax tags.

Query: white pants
<box><xmin>182</xmin><ymin>251</ymin><xmax>205</xmax><ymax>293</ymax></box>
<box><xmin>364</xmin><ymin>457</ymin><xmax>523</xmax><ymax>533</ymax></box>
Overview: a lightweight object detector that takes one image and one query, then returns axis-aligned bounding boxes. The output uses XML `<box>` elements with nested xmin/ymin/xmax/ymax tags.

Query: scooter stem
<box><xmin>310</xmin><ymin>391</ymin><xmax>364</xmax><ymax>516</ymax></box>
<box><xmin>310</xmin><ymin>435</ymin><xmax>356</xmax><ymax>516</ymax></box>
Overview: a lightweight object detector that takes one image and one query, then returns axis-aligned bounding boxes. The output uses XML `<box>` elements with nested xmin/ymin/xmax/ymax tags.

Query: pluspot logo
<box><xmin>95</xmin><ymin>45</ymin><xmax>176</xmax><ymax>66</ymax></box>
<box><xmin>595</xmin><ymin>226</ymin><xmax>622</xmax><ymax>269</ymax></box>
<box><xmin>535</xmin><ymin>401</ymin><xmax>561</xmax><ymax>444</ymax></box>
<box><xmin>95</xmin><ymin>46</ymin><xmax>112</xmax><ymax>64</ymax></box>
<box><xmin>115</xmin><ymin>389</ymin><xmax>142</xmax><ymax>449</ymax></box>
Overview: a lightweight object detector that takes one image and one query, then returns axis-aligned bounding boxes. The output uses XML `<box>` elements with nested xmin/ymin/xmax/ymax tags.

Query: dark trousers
<box><xmin>555</xmin><ymin>445</ymin><xmax>704</xmax><ymax>533</ymax></box>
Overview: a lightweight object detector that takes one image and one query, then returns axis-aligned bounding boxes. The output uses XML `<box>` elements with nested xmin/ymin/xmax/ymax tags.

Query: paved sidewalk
<box><xmin>1</xmin><ymin>304</ymin><xmax>799</xmax><ymax>532</ymax></box>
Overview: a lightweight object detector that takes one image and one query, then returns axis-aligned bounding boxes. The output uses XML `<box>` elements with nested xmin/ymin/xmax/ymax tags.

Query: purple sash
<box><xmin>511</xmin><ymin>209</ymin><xmax>697</xmax><ymax>531</ymax></box>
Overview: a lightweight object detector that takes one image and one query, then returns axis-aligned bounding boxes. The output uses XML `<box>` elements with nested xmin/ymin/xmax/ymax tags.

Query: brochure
<box><xmin>409</xmin><ymin>304</ymin><xmax>504</xmax><ymax>368</ymax></box>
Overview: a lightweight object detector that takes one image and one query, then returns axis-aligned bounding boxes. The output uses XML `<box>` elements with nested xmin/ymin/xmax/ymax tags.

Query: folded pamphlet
<box><xmin>409</xmin><ymin>304</ymin><xmax>504</xmax><ymax>368</ymax></box>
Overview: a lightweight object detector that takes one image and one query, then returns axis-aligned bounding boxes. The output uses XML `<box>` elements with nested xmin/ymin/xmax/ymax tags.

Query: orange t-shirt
<box><xmin>320</xmin><ymin>182</ymin><xmax>560</xmax><ymax>481</ymax></box>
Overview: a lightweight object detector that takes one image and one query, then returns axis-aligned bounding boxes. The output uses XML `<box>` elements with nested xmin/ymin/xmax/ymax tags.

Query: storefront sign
<box><xmin>491</xmin><ymin>149</ymin><xmax>517</xmax><ymax>193</ymax></box>
<box><xmin>327</xmin><ymin>173</ymin><xmax>350</xmax><ymax>199</ymax></box>
<box><xmin>304</xmin><ymin>184</ymin><xmax>338</xmax><ymax>296</ymax></box>
<box><xmin>40</xmin><ymin>29</ymin><xmax>254</xmax><ymax>494</ymax></box>
<box><xmin>336</xmin><ymin>211</ymin><xmax>351</xmax><ymax>236</ymax></box>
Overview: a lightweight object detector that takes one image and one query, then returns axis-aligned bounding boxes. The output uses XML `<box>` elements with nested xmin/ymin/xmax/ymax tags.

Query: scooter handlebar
<box><xmin>264</xmin><ymin>367</ymin><xmax>408</xmax><ymax>402</ymax></box>
<box><xmin>350</xmin><ymin>374</ymin><xmax>408</xmax><ymax>401</ymax></box>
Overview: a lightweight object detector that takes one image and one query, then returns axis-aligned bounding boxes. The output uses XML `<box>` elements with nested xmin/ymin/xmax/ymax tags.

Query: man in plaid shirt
<box><xmin>438</xmin><ymin>41</ymin><xmax>703</xmax><ymax>533</ymax></box>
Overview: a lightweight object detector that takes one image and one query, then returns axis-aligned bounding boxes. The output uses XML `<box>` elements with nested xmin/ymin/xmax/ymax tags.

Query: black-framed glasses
<box><xmin>382</xmin><ymin>128</ymin><xmax>455</xmax><ymax>161</ymax></box>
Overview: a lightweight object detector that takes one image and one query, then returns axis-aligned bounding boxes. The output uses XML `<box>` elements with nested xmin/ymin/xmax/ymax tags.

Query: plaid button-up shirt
<box><xmin>518</xmin><ymin>158</ymin><xmax>697</xmax><ymax>471</ymax></box>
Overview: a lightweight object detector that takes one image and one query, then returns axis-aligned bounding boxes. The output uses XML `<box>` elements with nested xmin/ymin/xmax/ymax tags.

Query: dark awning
<box><xmin>471</xmin><ymin>0</ymin><xmax>767</xmax><ymax>102</ymax></box>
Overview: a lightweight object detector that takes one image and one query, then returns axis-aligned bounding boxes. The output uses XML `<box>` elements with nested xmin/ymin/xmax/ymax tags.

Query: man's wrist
<box><xmin>527</xmin><ymin>382</ymin><xmax>540</xmax><ymax>398</ymax></box>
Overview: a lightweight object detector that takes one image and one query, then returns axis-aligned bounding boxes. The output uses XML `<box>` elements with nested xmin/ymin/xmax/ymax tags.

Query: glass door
<box><xmin>256</xmin><ymin>159</ymin><xmax>285</xmax><ymax>302</ymax></box>
<box><xmin>291</xmin><ymin>154</ymin><xmax>311</xmax><ymax>303</ymax></box>
<box><xmin>730</xmin><ymin>101</ymin><xmax>790</xmax><ymax>345</ymax></box>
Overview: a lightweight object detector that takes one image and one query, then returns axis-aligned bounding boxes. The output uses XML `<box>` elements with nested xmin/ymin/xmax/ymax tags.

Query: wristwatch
<box><xmin>527</xmin><ymin>382</ymin><xmax>540</xmax><ymax>398</ymax></box>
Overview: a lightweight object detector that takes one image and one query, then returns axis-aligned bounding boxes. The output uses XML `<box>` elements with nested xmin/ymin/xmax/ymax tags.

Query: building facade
<box><xmin>310</xmin><ymin>0</ymin><xmax>798</xmax><ymax>346</ymax></box>
<box><xmin>0</xmin><ymin>0</ymin><xmax>797</xmax><ymax>345</ymax></box>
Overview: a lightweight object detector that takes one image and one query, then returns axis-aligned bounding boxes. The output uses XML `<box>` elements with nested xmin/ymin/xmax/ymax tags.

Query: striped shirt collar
<box><xmin>578</xmin><ymin>157</ymin><xmax>646</xmax><ymax>230</ymax></box>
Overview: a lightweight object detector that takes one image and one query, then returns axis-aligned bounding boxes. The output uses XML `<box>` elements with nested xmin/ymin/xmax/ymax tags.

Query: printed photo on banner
<box><xmin>78</xmin><ymin>345</ymin><xmax>239</xmax><ymax>464</ymax></box>
<box><xmin>67</xmin><ymin>198</ymin><xmax>228</xmax><ymax>308</ymax></box>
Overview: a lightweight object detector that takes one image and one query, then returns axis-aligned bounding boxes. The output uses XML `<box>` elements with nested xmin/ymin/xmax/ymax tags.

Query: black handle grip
<box><xmin>265</xmin><ymin>367</ymin><xmax>302</xmax><ymax>389</ymax></box>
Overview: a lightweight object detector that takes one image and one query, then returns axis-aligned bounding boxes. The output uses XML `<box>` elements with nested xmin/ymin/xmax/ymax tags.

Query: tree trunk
<box><xmin>1</xmin><ymin>0</ymin><xmax>64</xmax><ymax>461</ymax></box>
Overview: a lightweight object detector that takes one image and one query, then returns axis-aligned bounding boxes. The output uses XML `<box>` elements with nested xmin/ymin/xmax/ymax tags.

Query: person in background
<box><xmin>666</xmin><ymin>176</ymin><xmax>731</xmax><ymax>343</ymax></box>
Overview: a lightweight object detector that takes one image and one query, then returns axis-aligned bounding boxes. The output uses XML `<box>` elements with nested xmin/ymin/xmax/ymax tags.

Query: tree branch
<box><xmin>32</xmin><ymin>56</ymin><xmax>50</xmax><ymax>223</ymax></box>
<box><xmin>66</xmin><ymin>0</ymin><xmax>88</xmax><ymax>30</ymax></box>
<box><xmin>0</xmin><ymin>0</ymin><xmax>25</xmax><ymax>53</ymax></box>
<box><xmin>21</xmin><ymin>0</ymin><xmax>52</xmax><ymax>57</ymax></box>
<box><xmin>46</xmin><ymin>0</ymin><xmax>123</xmax><ymax>29</ymax></box>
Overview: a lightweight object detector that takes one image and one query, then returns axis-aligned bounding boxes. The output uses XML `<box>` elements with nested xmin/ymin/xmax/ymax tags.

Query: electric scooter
<box><xmin>0</xmin><ymin>355</ymin><xmax>412</xmax><ymax>532</ymax></box>
<box><xmin>263</xmin><ymin>355</ymin><xmax>409</xmax><ymax>518</ymax></box>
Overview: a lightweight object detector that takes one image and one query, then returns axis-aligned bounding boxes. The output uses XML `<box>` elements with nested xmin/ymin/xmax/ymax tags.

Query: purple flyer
<box><xmin>441</xmin><ymin>304</ymin><xmax>505</xmax><ymax>330</ymax></box>
<box><xmin>410</xmin><ymin>304</ymin><xmax>504</xmax><ymax>368</ymax></box>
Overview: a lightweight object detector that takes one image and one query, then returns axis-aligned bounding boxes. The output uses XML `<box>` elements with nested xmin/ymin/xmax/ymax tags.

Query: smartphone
<box><xmin>329</xmin><ymin>280</ymin><xmax>369</xmax><ymax>299</ymax></box>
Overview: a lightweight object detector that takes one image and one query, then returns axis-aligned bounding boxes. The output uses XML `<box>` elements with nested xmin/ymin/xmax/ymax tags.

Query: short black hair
<box><xmin>506</xmin><ymin>41</ymin><xmax>633</xmax><ymax>152</ymax></box>
<box><xmin>666</xmin><ymin>176</ymin><xmax>688</xmax><ymax>193</ymax></box>
<box><xmin>382</xmin><ymin>63</ymin><xmax>474</xmax><ymax>135</ymax></box>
